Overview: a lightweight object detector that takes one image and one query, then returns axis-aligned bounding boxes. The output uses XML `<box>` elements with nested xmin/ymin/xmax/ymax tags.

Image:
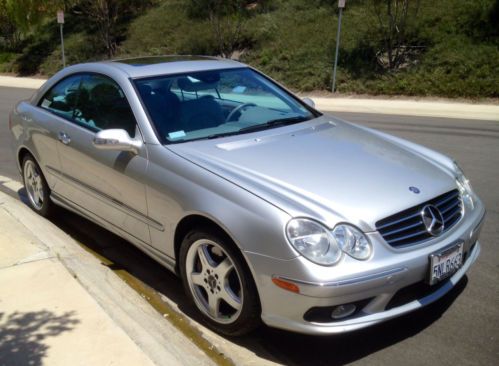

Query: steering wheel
<box><xmin>225</xmin><ymin>103</ymin><xmax>257</xmax><ymax>122</ymax></box>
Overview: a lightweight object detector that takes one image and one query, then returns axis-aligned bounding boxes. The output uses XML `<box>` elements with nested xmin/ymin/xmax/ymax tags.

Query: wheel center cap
<box><xmin>207</xmin><ymin>275</ymin><xmax>217</xmax><ymax>289</ymax></box>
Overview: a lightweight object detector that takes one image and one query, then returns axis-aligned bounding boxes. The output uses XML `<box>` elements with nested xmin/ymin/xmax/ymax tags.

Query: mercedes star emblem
<box><xmin>421</xmin><ymin>204</ymin><xmax>444</xmax><ymax>236</ymax></box>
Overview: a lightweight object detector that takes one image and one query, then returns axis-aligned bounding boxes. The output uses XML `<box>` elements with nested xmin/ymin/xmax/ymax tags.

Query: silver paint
<box><xmin>10</xmin><ymin>57</ymin><xmax>486</xmax><ymax>335</ymax></box>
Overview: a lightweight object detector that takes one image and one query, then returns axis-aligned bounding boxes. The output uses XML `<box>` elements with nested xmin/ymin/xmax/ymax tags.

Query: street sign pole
<box><xmin>332</xmin><ymin>0</ymin><xmax>346</xmax><ymax>93</ymax></box>
<box><xmin>57</xmin><ymin>10</ymin><xmax>66</xmax><ymax>68</ymax></box>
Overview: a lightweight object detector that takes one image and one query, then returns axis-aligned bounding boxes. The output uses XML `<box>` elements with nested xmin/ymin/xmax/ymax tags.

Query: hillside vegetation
<box><xmin>1</xmin><ymin>0</ymin><xmax>498</xmax><ymax>98</ymax></box>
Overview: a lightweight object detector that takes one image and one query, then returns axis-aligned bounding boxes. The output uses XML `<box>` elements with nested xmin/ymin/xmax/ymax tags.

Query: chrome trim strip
<box><xmin>441</xmin><ymin>200</ymin><xmax>460</xmax><ymax>214</ymax></box>
<box><xmin>383</xmin><ymin>221</ymin><xmax>422</xmax><ymax>236</ymax></box>
<box><xmin>376</xmin><ymin>211</ymin><xmax>420</xmax><ymax>230</ymax></box>
<box><xmin>47</xmin><ymin>166</ymin><xmax>164</xmax><ymax>231</ymax></box>
<box><xmin>276</xmin><ymin>267</ymin><xmax>408</xmax><ymax>288</ymax></box>
<box><xmin>388</xmin><ymin>229</ymin><xmax>428</xmax><ymax>244</ymax></box>
<box><xmin>435</xmin><ymin>191</ymin><xmax>459</xmax><ymax>207</ymax></box>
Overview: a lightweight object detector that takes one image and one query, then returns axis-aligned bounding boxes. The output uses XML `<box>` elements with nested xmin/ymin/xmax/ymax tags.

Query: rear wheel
<box><xmin>22</xmin><ymin>155</ymin><xmax>54</xmax><ymax>217</ymax></box>
<box><xmin>179</xmin><ymin>228</ymin><xmax>261</xmax><ymax>336</ymax></box>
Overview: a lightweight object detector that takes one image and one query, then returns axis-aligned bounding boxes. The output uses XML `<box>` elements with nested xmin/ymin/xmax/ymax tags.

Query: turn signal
<box><xmin>272</xmin><ymin>277</ymin><xmax>300</xmax><ymax>293</ymax></box>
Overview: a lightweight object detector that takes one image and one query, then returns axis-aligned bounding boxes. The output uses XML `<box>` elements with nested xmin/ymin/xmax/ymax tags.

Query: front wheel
<box><xmin>22</xmin><ymin>155</ymin><xmax>55</xmax><ymax>217</ymax></box>
<box><xmin>179</xmin><ymin>229</ymin><xmax>261</xmax><ymax>336</ymax></box>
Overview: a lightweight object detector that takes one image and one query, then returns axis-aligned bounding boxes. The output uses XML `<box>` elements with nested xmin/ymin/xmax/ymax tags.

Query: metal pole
<box><xmin>332</xmin><ymin>7</ymin><xmax>343</xmax><ymax>93</ymax></box>
<box><xmin>60</xmin><ymin>23</ymin><xmax>66</xmax><ymax>68</ymax></box>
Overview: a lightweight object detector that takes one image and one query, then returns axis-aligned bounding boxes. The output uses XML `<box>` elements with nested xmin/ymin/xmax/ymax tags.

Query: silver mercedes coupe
<box><xmin>10</xmin><ymin>56</ymin><xmax>485</xmax><ymax>336</ymax></box>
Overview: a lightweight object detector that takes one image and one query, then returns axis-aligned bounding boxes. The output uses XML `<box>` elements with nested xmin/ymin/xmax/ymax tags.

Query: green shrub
<box><xmin>40</xmin><ymin>32</ymin><xmax>105</xmax><ymax>76</ymax></box>
<box><xmin>0</xmin><ymin>51</ymin><xmax>18</xmax><ymax>72</ymax></box>
<box><xmin>6</xmin><ymin>0</ymin><xmax>499</xmax><ymax>98</ymax></box>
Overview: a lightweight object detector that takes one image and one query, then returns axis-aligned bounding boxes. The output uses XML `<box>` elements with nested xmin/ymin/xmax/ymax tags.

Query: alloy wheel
<box><xmin>24</xmin><ymin>160</ymin><xmax>44</xmax><ymax>210</ymax></box>
<box><xmin>185</xmin><ymin>239</ymin><xmax>243</xmax><ymax>324</ymax></box>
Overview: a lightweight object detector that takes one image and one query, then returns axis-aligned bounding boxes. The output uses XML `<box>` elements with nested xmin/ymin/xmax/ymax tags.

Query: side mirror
<box><xmin>302</xmin><ymin>97</ymin><xmax>315</xmax><ymax>108</ymax></box>
<box><xmin>93</xmin><ymin>129</ymin><xmax>142</xmax><ymax>154</ymax></box>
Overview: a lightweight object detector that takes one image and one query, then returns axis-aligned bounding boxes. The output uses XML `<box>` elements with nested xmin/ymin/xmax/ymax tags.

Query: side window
<box><xmin>77</xmin><ymin>74</ymin><xmax>137</xmax><ymax>137</ymax></box>
<box><xmin>39</xmin><ymin>75</ymin><xmax>82</xmax><ymax>121</ymax></box>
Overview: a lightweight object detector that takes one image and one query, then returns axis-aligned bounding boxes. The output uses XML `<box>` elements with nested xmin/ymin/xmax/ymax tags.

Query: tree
<box><xmin>4</xmin><ymin>0</ymin><xmax>68</xmax><ymax>33</ymax></box>
<box><xmin>0</xmin><ymin>0</ymin><xmax>71</xmax><ymax>51</ymax></box>
<box><xmin>75</xmin><ymin>0</ymin><xmax>150</xmax><ymax>58</ymax></box>
<box><xmin>0</xmin><ymin>0</ymin><xmax>20</xmax><ymax>50</ymax></box>
<box><xmin>188</xmin><ymin>0</ymin><xmax>271</xmax><ymax>58</ymax></box>
<box><xmin>370</xmin><ymin>0</ymin><xmax>422</xmax><ymax>70</ymax></box>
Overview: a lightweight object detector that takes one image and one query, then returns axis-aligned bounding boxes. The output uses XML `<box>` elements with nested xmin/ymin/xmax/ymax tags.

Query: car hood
<box><xmin>167</xmin><ymin>116</ymin><xmax>456</xmax><ymax>231</ymax></box>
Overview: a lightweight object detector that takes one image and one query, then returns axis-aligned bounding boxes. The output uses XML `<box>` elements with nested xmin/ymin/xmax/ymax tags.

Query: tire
<box><xmin>22</xmin><ymin>154</ymin><xmax>55</xmax><ymax>217</ymax></box>
<box><xmin>179</xmin><ymin>227</ymin><xmax>261</xmax><ymax>336</ymax></box>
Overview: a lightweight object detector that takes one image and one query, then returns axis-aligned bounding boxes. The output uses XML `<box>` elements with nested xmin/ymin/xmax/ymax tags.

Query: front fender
<box><xmin>145</xmin><ymin>144</ymin><xmax>297</xmax><ymax>261</ymax></box>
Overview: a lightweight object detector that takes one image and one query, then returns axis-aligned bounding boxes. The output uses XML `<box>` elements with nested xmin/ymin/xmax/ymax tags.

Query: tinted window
<box><xmin>39</xmin><ymin>75</ymin><xmax>82</xmax><ymax>121</ymax></box>
<box><xmin>77</xmin><ymin>74</ymin><xmax>136</xmax><ymax>137</ymax></box>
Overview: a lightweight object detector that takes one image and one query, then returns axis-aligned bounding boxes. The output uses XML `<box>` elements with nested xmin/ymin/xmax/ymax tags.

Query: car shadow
<box><xmin>17</xmin><ymin>188</ymin><xmax>468</xmax><ymax>366</ymax></box>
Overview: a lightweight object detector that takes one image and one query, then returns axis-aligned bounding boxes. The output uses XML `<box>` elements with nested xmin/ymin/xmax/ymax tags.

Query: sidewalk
<box><xmin>0</xmin><ymin>75</ymin><xmax>46</xmax><ymax>89</ymax></box>
<box><xmin>0</xmin><ymin>177</ymin><xmax>213</xmax><ymax>366</ymax></box>
<box><xmin>1</xmin><ymin>75</ymin><xmax>497</xmax><ymax>121</ymax></box>
<box><xmin>311</xmin><ymin>97</ymin><xmax>499</xmax><ymax>121</ymax></box>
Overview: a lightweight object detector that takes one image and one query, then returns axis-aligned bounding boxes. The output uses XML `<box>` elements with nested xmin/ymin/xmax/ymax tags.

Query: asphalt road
<box><xmin>1</xmin><ymin>86</ymin><xmax>498</xmax><ymax>366</ymax></box>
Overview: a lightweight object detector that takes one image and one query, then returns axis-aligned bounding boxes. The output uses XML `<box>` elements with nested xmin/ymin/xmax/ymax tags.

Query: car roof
<box><xmin>100</xmin><ymin>55</ymin><xmax>247</xmax><ymax>79</ymax></box>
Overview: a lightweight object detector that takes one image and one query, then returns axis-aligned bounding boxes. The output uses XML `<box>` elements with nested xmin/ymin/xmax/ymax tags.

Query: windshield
<box><xmin>134</xmin><ymin>68</ymin><xmax>319</xmax><ymax>143</ymax></box>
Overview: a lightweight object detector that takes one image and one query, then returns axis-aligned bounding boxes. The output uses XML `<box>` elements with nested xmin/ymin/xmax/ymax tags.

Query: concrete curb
<box><xmin>0</xmin><ymin>75</ymin><xmax>46</xmax><ymax>89</ymax></box>
<box><xmin>1</xmin><ymin>75</ymin><xmax>497</xmax><ymax>121</ymax></box>
<box><xmin>0</xmin><ymin>177</ymin><xmax>214</xmax><ymax>366</ymax></box>
<box><xmin>311</xmin><ymin>97</ymin><xmax>499</xmax><ymax>121</ymax></box>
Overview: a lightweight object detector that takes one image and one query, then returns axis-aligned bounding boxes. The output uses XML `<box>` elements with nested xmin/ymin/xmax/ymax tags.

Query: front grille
<box><xmin>376</xmin><ymin>189</ymin><xmax>462</xmax><ymax>247</ymax></box>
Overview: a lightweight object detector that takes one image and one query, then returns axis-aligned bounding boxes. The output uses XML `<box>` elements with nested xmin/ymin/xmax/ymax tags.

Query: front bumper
<box><xmin>246</xmin><ymin>203</ymin><xmax>485</xmax><ymax>335</ymax></box>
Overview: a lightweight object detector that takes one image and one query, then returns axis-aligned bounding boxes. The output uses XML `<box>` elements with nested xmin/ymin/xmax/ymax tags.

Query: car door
<box><xmin>32</xmin><ymin>74</ymin><xmax>84</xmax><ymax>190</ymax></box>
<box><xmin>54</xmin><ymin>73</ymin><xmax>151</xmax><ymax>244</ymax></box>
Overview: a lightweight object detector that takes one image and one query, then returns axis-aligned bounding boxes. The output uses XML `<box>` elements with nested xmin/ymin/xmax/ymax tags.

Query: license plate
<box><xmin>428</xmin><ymin>242</ymin><xmax>464</xmax><ymax>285</ymax></box>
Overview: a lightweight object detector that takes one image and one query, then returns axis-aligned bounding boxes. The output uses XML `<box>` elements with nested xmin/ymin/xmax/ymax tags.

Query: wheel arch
<box><xmin>17</xmin><ymin>146</ymin><xmax>36</xmax><ymax>172</ymax></box>
<box><xmin>174</xmin><ymin>214</ymin><xmax>241</xmax><ymax>271</ymax></box>
<box><xmin>173</xmin><ymin>213</ymin><xmax>262</xmax><ymax>304</ymax></box>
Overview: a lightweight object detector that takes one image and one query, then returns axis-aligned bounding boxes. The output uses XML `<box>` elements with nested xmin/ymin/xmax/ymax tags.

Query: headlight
<box><xmin>453</xmin><ymin>162</ymin><xmax>474</xmax><ymax>208</ymax></box>
<box><xmin>453</xmin><ymin>162</ymin><xmax>472</xmax><ymax>193</ymax></box>
<box><xmin>286</xmin><ymin>219</ymin><xmax>342</xmax><ymax>266</ymax></box>
<box><xmin>286</xmin><ymin>219</ymin><xmax>372</xmax><ymax>265</ymax></box>
<box><xmin>332</xmin><ymin>224</ymin><xmax>372</xmax><ymax>260</ymax></box>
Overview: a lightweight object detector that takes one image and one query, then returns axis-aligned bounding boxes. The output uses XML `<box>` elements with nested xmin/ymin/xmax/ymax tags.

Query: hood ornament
<box><xmin>409</xmin><ymin>186</ymin><xmax>420</xmax><ymax>194</ymax></box>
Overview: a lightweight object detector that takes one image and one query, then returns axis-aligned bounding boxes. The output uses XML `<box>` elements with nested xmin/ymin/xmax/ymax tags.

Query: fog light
<box><xmin>331</xmin><ymin>304</ymin><xmax>356</xmax><ymax>319</ymax></box>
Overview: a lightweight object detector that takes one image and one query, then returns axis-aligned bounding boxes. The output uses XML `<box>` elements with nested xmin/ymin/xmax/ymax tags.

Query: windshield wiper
<box><xmin>205</xmin><ymin>131</ymin><xmax>242</xmax><ymax>139</ymax></box>
<box><xmin>238</xmin><ymin>116</ymin><xmax>309</xmax><ymax>133</ymax></box>
<box><xmin>170</xmin><ymin>116</ymin><xmax>309</xmax><ymax>143</ymax></box>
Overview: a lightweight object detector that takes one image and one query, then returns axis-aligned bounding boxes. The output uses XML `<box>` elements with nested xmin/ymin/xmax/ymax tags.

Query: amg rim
<box><xmin>186</xmin><ymin>239</ymin><xmax>243</xmax><ymax>324</ymax></box>
<box><xmin>24</xmin><ymin>160</ymin><xmax>44</xmax><ymax>210</ymax></box>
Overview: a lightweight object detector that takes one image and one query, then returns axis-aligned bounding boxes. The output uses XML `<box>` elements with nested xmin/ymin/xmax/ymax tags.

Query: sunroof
<box><xmin>113</xmin><ymin>55</ymin><xmax>217</xmax><ymax>66</ymax></box>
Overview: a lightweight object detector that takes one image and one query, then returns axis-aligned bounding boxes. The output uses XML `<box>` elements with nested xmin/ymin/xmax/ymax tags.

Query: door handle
<box><xmin>58</xmin><ymin>131</ymin><xmax>71</xmax><ymax>145</ymax></box>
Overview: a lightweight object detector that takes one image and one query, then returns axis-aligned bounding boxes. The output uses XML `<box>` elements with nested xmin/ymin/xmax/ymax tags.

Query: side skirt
<box><xmin>50</xmin><ymin>191</ymin><xmax>177</xmax><ymax>274</ymax></box>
